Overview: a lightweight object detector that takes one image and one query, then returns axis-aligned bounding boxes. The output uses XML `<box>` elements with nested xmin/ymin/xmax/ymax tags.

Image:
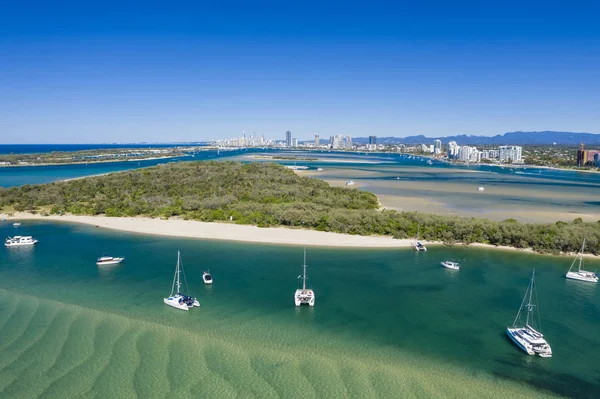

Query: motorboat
<box><xmin>96</xmin><ymin>255</ymin><xmax>125</xmax><ymax>266</ymax></box>
<box><xmin>506</xmin><ymin>270</ymin><xmax>552</xmax><ymax>357</ymax></box>
<box><xmin>345</xmin><ymin>180</ymin><xmax>355</xmax><ymax>186</ymax></box>
<box><xmin>295</xmin><ymin>247</ymin><xmax>315</xmax><ymax>307</ymax></box>
<box><xmin>441</xmin><ymin>261</ymin><xmax>459</xmax><ymax>270</ymax></box>
<box><xmin>13</xmin><ymin>222</ymin><xmax>21</xmax><ymax>227</ymax></box>
<box><xmin>478</xmin><ymin>187</ymin><xmax>485</xmax><ymax>191</ymax></box>
<box><xmin>202</xmin><ymin>270</ymin><xmax>213</xmax><ymax>285</ymax></box>
<box><xmin>164</xmin><ymin>251</ymin><xmax>200</xmax><ymax>311</ymax></box>
<box><xmin>5</xmin><ymin>236</ymin><xmax>38</xmax><ymax>247</ymax></box>
<box><xmin>566</xmin><ymin>239</ymin><xmax>598</xmax><ymax>283</ymax></box>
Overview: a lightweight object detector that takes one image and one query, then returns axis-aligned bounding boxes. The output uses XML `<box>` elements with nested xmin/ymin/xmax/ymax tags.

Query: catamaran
<box><xmin>566</xmin><ymin>239</ymin><xmax>598</xmax><ymax>283</ymax></box>
<box><xmin>411</xmin><ymin>225</ymin><xmax>427</xmax><ymax>252</ymax></box>
<box><xmin>163</xmin><ymin>251</ymin><xmax>200</xmax><ymax>311</ymax></box>
<box><xmin>5</xmin><ymin>236</ymin><xmax>38</xmax><ymax>247</ymax></box>
<box><xmin>96</xmin><ymin>255</ymin><xmax>125</xmax><ymax>266</ymax></box>
<box><xmin>295</xmin><ymin>247</ymin><xmax>315</xmax><ymax>307</ymax></box>
<box><xmin>506</xmin><ymin>270</ymin><xmax>552</xmax><ymax>357</ymax></box>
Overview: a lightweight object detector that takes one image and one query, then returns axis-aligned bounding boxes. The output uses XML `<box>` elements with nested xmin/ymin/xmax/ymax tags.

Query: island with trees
<box><xmin>0</xmin><ymin>161</ymin><xmax>598</xmax><ymax>255</ymax></box>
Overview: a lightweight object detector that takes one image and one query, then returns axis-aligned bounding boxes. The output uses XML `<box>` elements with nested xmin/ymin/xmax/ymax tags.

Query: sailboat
<box><xmin>294</xmin><ymin>247</ymin><xmax>315</xmax><ymax>307</ymax></box>
<box><xmin>411</xmin><ymin>225</ymin><xmax>427</xmax><ymax>252</ymax></box>
<box><xmin>506</xmin><ymin>270</ymin><xmax>552</xmax><ymax>357</ymax></box>
<box><xmin>163</xmin><ymin>251</ymin><xmax>200</xmax><ymax>311</ymax></box>
<box><xmin>566</xmin><ymin>239</ymin><xmax>598</xmax><ymax>283</ymax></box>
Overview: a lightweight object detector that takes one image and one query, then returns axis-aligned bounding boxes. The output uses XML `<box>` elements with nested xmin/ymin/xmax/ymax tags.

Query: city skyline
<box><xmin>2</xmin><ymin>2</ymin><xmax>600</xmax><ymax>143</ymax></box>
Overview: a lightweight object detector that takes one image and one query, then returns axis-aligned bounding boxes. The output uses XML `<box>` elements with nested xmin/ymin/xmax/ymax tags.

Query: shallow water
<box><xmin>1</xmin><ymin>221</ymin><xmax>599</xmax><ymax>397</ymax></box>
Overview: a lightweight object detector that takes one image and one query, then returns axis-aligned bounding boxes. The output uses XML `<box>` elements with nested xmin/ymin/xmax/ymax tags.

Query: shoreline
<box><xmin>2</xmin><ymin>212</ymin><xmax>597</xmax><ymax>258</ymax></box>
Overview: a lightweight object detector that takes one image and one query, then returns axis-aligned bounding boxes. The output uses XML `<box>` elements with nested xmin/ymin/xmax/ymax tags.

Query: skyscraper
<box><xmin>369</xmin><ymin>136</ymin><xmax>377</xmax><ymax>145</ymax></box>
<box><xmin>286</xmin><ymin>131</ymin><xmax>292</xmax><ymax>147</ymax></box>
<box><xmin>314</xmin><ymin>135</ymin><xmax>320</xmax><ymax>147</ymax></box>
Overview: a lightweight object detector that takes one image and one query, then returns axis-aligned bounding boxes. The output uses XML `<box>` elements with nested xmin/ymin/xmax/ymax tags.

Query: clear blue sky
<box><xmin>1</xmin><ymin>1</ymin><xmax>599</xmax><ymax>143</ymax></box>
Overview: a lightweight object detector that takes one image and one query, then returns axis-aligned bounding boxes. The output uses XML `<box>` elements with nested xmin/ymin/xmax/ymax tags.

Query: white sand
<box><xmin>2</xmin><ymin>212</ymin><xmax>423</xmax><ymax>248</ymax></box>
<box><xmin>4</xmin><ymin>212</ymin><xmax>597</xmax><ymax>258</ymax></box>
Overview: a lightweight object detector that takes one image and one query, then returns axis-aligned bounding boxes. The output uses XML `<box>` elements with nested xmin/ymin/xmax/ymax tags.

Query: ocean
<box><xmin>0</xmin><ymin>220</ymin><xmax>598</xmax><ymax>398</ymax></box>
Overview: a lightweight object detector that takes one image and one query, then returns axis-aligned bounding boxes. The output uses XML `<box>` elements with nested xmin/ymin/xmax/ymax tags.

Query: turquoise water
<box><xmin>1</xmin><ymin>221</ymin><xmax>599</xmax><ymax>397</ymax></box>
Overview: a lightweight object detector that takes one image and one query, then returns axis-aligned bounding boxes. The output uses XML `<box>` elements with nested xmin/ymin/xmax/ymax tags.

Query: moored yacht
<box><xmin>13</xmin><ymin>222</ymin><xmax>21</xmax><ymax>227</ymax></box>
<box><xmin>566</xmin><ymin>239</ymin><xmax>598</xmax><ymax>283</ymax></box>
<box><xmin>96</xmin><ymin>255</ymin><xmax>125</xmax><ymax>266</ymax></box>
<box><xmin>295</xmin><ymin>247</ymin><xmax>315</xmax><ymax>307</ymax></box>
<box><xmin>164</xmin><ymin>251</ymin><xmax>200</xmax><ymax>311</ymax></box>
<box><xmin>345</xmin><ymin>180</ymin><xmax>355</xmax><ymax>186</ymax></box>
<box><xmin>506</xmin><ymin>270</ymin><xmax>552</xmax><ymax>357</ymax></box>
<box><xmin>441</xmin><ymin>261</ymin><xmax>459</xmax><ymax>270</ymax></box>
<box><xmin>411</xmin><ymin>225</ymin><xmax>427</xmax><ymax>252</ymax></box>
<box><xmin>202</xmin><ymin>270</ymin><xmax>213</xmax><ymax>284</ymax></box>
<box><xmin>5</xmin><ymin>236</ymin><xmax>38</xmax><ymax>247</ymax></box>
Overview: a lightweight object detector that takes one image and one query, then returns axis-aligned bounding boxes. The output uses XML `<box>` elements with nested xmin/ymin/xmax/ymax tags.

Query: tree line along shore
<box><xmin>0</xmin><ymin>161</ymin><xmax>598</xmax><ymax>255</ymax></box>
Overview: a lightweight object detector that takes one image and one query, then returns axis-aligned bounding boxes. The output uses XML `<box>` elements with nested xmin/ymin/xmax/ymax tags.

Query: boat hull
<box><xmin>506</xmin><ymin>328</ymin><xmax>535</xmax><ymax>355</ymax></box>
<box><xmin>96</xmin><ymin>258</ymin><xmax>124</xmax><ymax>266</ymax></box>
<box><xmin>5</xmin><ymin>241</ymin><xmax>38</xmax><ymax>247</ymax></box>
<box><xmin>164</xmin><ymin>298</ymin><xmax>189</xmax><ymax>311</ymax></box>
<box><xmin>294</xmin><ymin>289</ymin><xmax>315</xmax><ymax>307</ymax></box>
<box><xmin>566</xmin><ymin>271</ymin><xmax>598</xmax><ymax>283</ymax></box>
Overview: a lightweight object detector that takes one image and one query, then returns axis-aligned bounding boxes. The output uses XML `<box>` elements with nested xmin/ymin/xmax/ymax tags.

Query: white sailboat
<box><xmin>566</xmin><ymin>239</ymin><xmax>598</xmax><ymax>283</ymax></box>
<box><xmin>411</xmin><ymin>225</ymin><xmax>427</xmax><ymax>252</ymax></box>
<box><xmin>295</xmin><ymin>247</ymin><xmax>315</xmax><ymax>307</ymax></box>
<box><xmin>506</xmin><ymin>270</ymin><xmax>552</xmax><ymax>357</ymax></box>
<box><xmin>163</xmin><ymin>251</ymin><xmax>200</xmax><ymax>311</ymax></box>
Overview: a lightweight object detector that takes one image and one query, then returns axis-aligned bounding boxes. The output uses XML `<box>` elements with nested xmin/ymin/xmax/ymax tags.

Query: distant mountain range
<box><xmin>353</xmin><ymin>131</ymin><xmax>600</xmax><ymax>146</ymax></box>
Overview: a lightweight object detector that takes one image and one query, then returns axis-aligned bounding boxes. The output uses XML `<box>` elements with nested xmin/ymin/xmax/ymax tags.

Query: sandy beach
<box><xmin>1</xmin><ymin>212</ymin><xmax>421</xmax><ymax>248</ymax></box>
<box><xmin>3</xmin><ymin>212</ymin><xmax>597</xmax><ymax>258</ymax></box>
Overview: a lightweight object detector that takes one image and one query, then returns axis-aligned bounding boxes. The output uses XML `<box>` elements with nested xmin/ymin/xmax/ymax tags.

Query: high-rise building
<box><xmin>292</xmin><ymin>138</ymin><xmax>298</xmax><ymax>147</ymax></box>
<box><xmin>369</xmin><ymin>136</ymin><xmax>377</xmax><ymax>145</ymax></box>
<box><xmin>434</xmin><ymin>139</ymin><xmax>442</xmax><ymax>151</ymax></box>
<box><xmin>499</xmin><ymin>145</ymin><xmax>522</xmax><ymax>163</ymax></box>
<box><xmin>286</xmin><ymin>131</ymin><xmax>292</xmax><ymax>147</ymax></box>
<box><xmin>447</xmin><ymin>141</ymin><xmax>459</xmax><ymax>159</ymax></box>
<box><xmin>315</xmin><ymin>135</ymin><xmax>320</xmax><ymax>146</ymax></box>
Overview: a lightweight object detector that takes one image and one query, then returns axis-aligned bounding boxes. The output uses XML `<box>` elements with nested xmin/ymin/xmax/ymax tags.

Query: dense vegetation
<box><xmin>1</xmin><ymin>161</ymin><xmax>599</xmax><ymax>255</ymax></box>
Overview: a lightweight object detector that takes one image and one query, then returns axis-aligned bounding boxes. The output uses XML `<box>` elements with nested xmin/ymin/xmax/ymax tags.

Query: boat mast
<box><xmin>176</xmin><ymin>251</ymin><xmax>182</xmax><ymax>294</ymax></box>
<box><xmin>302</xmin><ymin>247</ymin><xmax>307</xmax><ymax>291</ymax></box>
<box><xmin>579</xmin><ymin>239</ymin><xmax>586</xmax><ymax>272</ymax></box>
<box><xmin>525</xmin><ymin>270</ymin><xmax>535</xmax><ymax>327</ymax></box>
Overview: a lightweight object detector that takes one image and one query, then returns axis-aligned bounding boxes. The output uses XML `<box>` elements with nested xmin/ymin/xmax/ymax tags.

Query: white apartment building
<box><xmin>499</xmin><ymin>145</ymin><xmax>522</xmax><ymax>163</ymax></box>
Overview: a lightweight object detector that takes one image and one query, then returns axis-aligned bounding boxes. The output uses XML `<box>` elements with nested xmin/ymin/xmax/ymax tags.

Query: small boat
<box><xmin>13</xmin><ymin>222</ymin><xmax>21</xmax><ymax>227</ymax></box>
<box><xmin>411</xmin><ymin>225</ymin><xmax>427</xmax><ymax>252</ymax></box>
<box><xmin>478</xmin><ymin>187</ymin><xmax>485</xmax><ymax>191</ymax></box>
<box><xmin>345</xmin><ymin>180</ymin><xmax>355</xmax><ymax>186</ymax></box>
<box><xmin>295</xmin><ymin>247</ymin><xmax>315</xmax><ymax>307</ymax></box>
<box><xmin>317</xmin><ymin>168</ymin><xmax>323</xmax><ymax>171</ymax></box>
<box><xmin>566</xmin><ymin>239</ymin><xmax>598</xmax><ymax>283</ymax></box>
<box><xmin>427</xmin><ymin>160</ymin><xmax>433</xmax><ymax>165</ymax></box>
<box><xmin>96</xmin><ymin>255</ymin><xmax>125</xmax><ymax>266</ymax></box>
<box><xmin>506</xmin><ymin>270</ymin><xmax>552</xmax><ymax>357</ymax></box>
<box><xmin>396</xmin><ymin>174</ymin><xmax>400</xmax><ymax>180</ymax></box>
<box><xmin>164</xmin><ymin>251</ymin><xmax>200</xmax><ymax>311</ymax></box>
<box><xmin>441</xmin><ymin>261</ymin><xmax>459</xmax><ymax>270</ymax></box>
<box><xmin>5</xmin><ymin>236</ymin><xmax>38</xmax><ymax>247</ymax></box>
<box><xmin>202</xmin><ymin>270</ymin><xmax>213</xmax><ymax>285</ymax></box>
